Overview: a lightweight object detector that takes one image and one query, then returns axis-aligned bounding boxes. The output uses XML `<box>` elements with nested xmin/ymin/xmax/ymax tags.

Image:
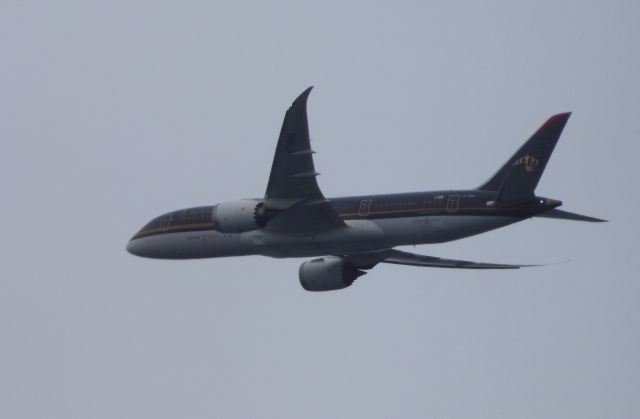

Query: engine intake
<box><xmin>299</xmin><ymin>256</ymin><xmax>367</xmax><ymax>291</ymax></box>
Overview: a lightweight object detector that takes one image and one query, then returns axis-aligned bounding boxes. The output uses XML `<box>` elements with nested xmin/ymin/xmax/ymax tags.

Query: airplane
<box><xmin>127</xmin><ymin>87</ymin><xmax>605</xmax><ymax>291</ymax></box>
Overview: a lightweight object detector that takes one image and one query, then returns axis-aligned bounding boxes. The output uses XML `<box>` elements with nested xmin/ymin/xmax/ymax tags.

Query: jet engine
<box><xmin>299</xmin><ymin>256</ymin><xmax>367</xmax><ymax>291</ymax></box>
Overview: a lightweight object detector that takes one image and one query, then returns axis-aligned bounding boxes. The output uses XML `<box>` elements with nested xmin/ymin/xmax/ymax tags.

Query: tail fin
<box><xmin>478</xmin><ymin>113</ymin><xmax>571</xmax><ymax>205</ymax></box>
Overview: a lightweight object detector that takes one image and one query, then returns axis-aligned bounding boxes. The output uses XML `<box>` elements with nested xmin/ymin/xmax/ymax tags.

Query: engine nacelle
<box><xmin>299</xmin><ymin>256</ymin><xmax>367</xmax><ymax>292</ymax></box>
<box><xmin>215</xmin><ymin>199</ymin><xmax>261</xmax><ymax>233</ymax></box>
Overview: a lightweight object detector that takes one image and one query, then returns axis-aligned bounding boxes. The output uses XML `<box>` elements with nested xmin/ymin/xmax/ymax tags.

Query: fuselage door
<box><xmin>446</xmin><ymin>194</ymin><xmax>460</xmax><ymax>212</ymax></box>
<box><xmin>358</xmin><ymin>199</ymin><xmax>372</xmax><ymax>217</ymax></box>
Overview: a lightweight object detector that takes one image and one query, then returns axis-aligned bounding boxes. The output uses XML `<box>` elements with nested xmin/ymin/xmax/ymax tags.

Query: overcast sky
<box><xmin>1</xmin><ymin>1</ymin><xmax>639</xmax><ymax>418</ymax></box>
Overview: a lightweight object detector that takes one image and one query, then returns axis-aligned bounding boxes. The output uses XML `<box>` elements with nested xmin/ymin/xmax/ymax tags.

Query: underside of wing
<box><xmin>344</xmin><ymin>249</ymin><xmax>535</xmax><ymax>270</ymax></box>
<box><xmin>262</xmin><ymin>87</ymin><xmax>345</xmax><ymax>234</ymax></box>
<box><xmin>381</xmin><ymin>249</ymin><xmax>533</xmax><ymax>269</ymax></box>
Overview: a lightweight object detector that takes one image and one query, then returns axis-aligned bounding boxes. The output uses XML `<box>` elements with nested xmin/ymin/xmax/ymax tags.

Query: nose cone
<box><xmin>126</xmin><ymin>235</ymin><xmax>159</xmax><ymax>258</ymax></box>
<box><xmin>127</xmin><ymin>225</ymin><xmax>152</xmax><ymax>257</ymax></box>
<box><xmin>126</xmin><ymin>237</ymin><xmax>142</xmax><ymax>256</ymax></box>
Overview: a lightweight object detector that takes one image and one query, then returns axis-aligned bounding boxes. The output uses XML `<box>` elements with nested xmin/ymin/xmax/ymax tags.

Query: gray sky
<box><xmin>1</xmin><ymin>1</ymin><xmax>638</xmax><ymax>418</ymax></box>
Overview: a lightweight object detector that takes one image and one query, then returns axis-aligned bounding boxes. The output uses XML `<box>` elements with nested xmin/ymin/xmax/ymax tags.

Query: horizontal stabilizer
<box><xmin>535</xmin><ymin>208</ymin><xmax>607</xmax><ymax>222</ymax></box>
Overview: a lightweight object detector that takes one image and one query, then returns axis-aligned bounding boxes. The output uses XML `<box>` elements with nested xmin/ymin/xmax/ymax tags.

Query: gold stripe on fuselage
<box><xmin>337</xmin><ymin>206</ymin><xmax>491</xmax><ymax>217</ymax></box>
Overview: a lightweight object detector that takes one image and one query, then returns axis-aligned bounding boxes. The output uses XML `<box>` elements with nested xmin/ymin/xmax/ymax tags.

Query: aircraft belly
<box><xmin>131</xmin><ymin>231</ymin><xmax>254</xmax><ymax>259</ymax></box>
<box><xmin>432</xmin><ymin>215</ymin><xmax>520</xmax><ymax>242</ymax></box>
<box><xmin>373</xmin><ymin>215</ymin><xmax>521</xmax><ymax>246</ymax></box>
<box><xmin>250</xmin><ymin>219</ymin><xmax>389</xmax><ymax>258</ymax></box>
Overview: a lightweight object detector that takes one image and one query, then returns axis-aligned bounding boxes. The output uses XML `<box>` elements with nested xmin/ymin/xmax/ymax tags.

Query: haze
<box><xmin>1</xmin><ymin>1</ymin><xmax>638</xmax><ymax>418</ymax></box>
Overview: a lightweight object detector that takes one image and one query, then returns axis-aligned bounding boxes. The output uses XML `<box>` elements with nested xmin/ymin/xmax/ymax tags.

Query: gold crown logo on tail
<box><xmin>513</xmin><ymin>154</ymin><xmax>539</xmax><ymax>172</ymax></box>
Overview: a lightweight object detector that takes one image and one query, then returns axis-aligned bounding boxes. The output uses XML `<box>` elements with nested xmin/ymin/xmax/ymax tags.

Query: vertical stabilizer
<box><xmin>478</xmin><ymin>113</ymin><xmax>571</xmax><ymax>205</ymax></box>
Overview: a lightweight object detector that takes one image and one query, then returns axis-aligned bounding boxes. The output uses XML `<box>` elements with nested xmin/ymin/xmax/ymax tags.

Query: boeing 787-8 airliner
<box><xmin>127</xmin><ymin>87</ymin><xmax>604</xmax><ymax>291</ymax></box>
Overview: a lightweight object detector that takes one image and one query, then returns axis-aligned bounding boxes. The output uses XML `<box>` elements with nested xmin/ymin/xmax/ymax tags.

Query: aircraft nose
<box><xmin>126</xmin><ymin>238</ymin><xmax>142</xmax><ymax>256</ymax></box>
<box><xmin>127</xmin><ymin>231</ymin><xmax>168</xmax><ymax>258</ymax></box>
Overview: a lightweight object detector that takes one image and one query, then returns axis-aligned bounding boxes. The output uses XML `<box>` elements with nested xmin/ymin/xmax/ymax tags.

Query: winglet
<box><xmin>292</xmin><ymin>86</ymin><xmax>313</xmax><ymax>107</ymax></box>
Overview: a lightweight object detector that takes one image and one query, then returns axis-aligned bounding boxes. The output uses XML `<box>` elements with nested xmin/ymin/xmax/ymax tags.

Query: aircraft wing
<box><xmin>380</xmin><ymin>249</ymin><xmax>532</xmax><ymax>269</ymax></box>
<box><xmin>345</xmin><ymin>249</ymin><xmax>534</xmax><ymax>270</ymax></box>
<box><xmin>263</xmin><ymin>87</ymin><xmax>345</xmax><ymax>233</ymax></box>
